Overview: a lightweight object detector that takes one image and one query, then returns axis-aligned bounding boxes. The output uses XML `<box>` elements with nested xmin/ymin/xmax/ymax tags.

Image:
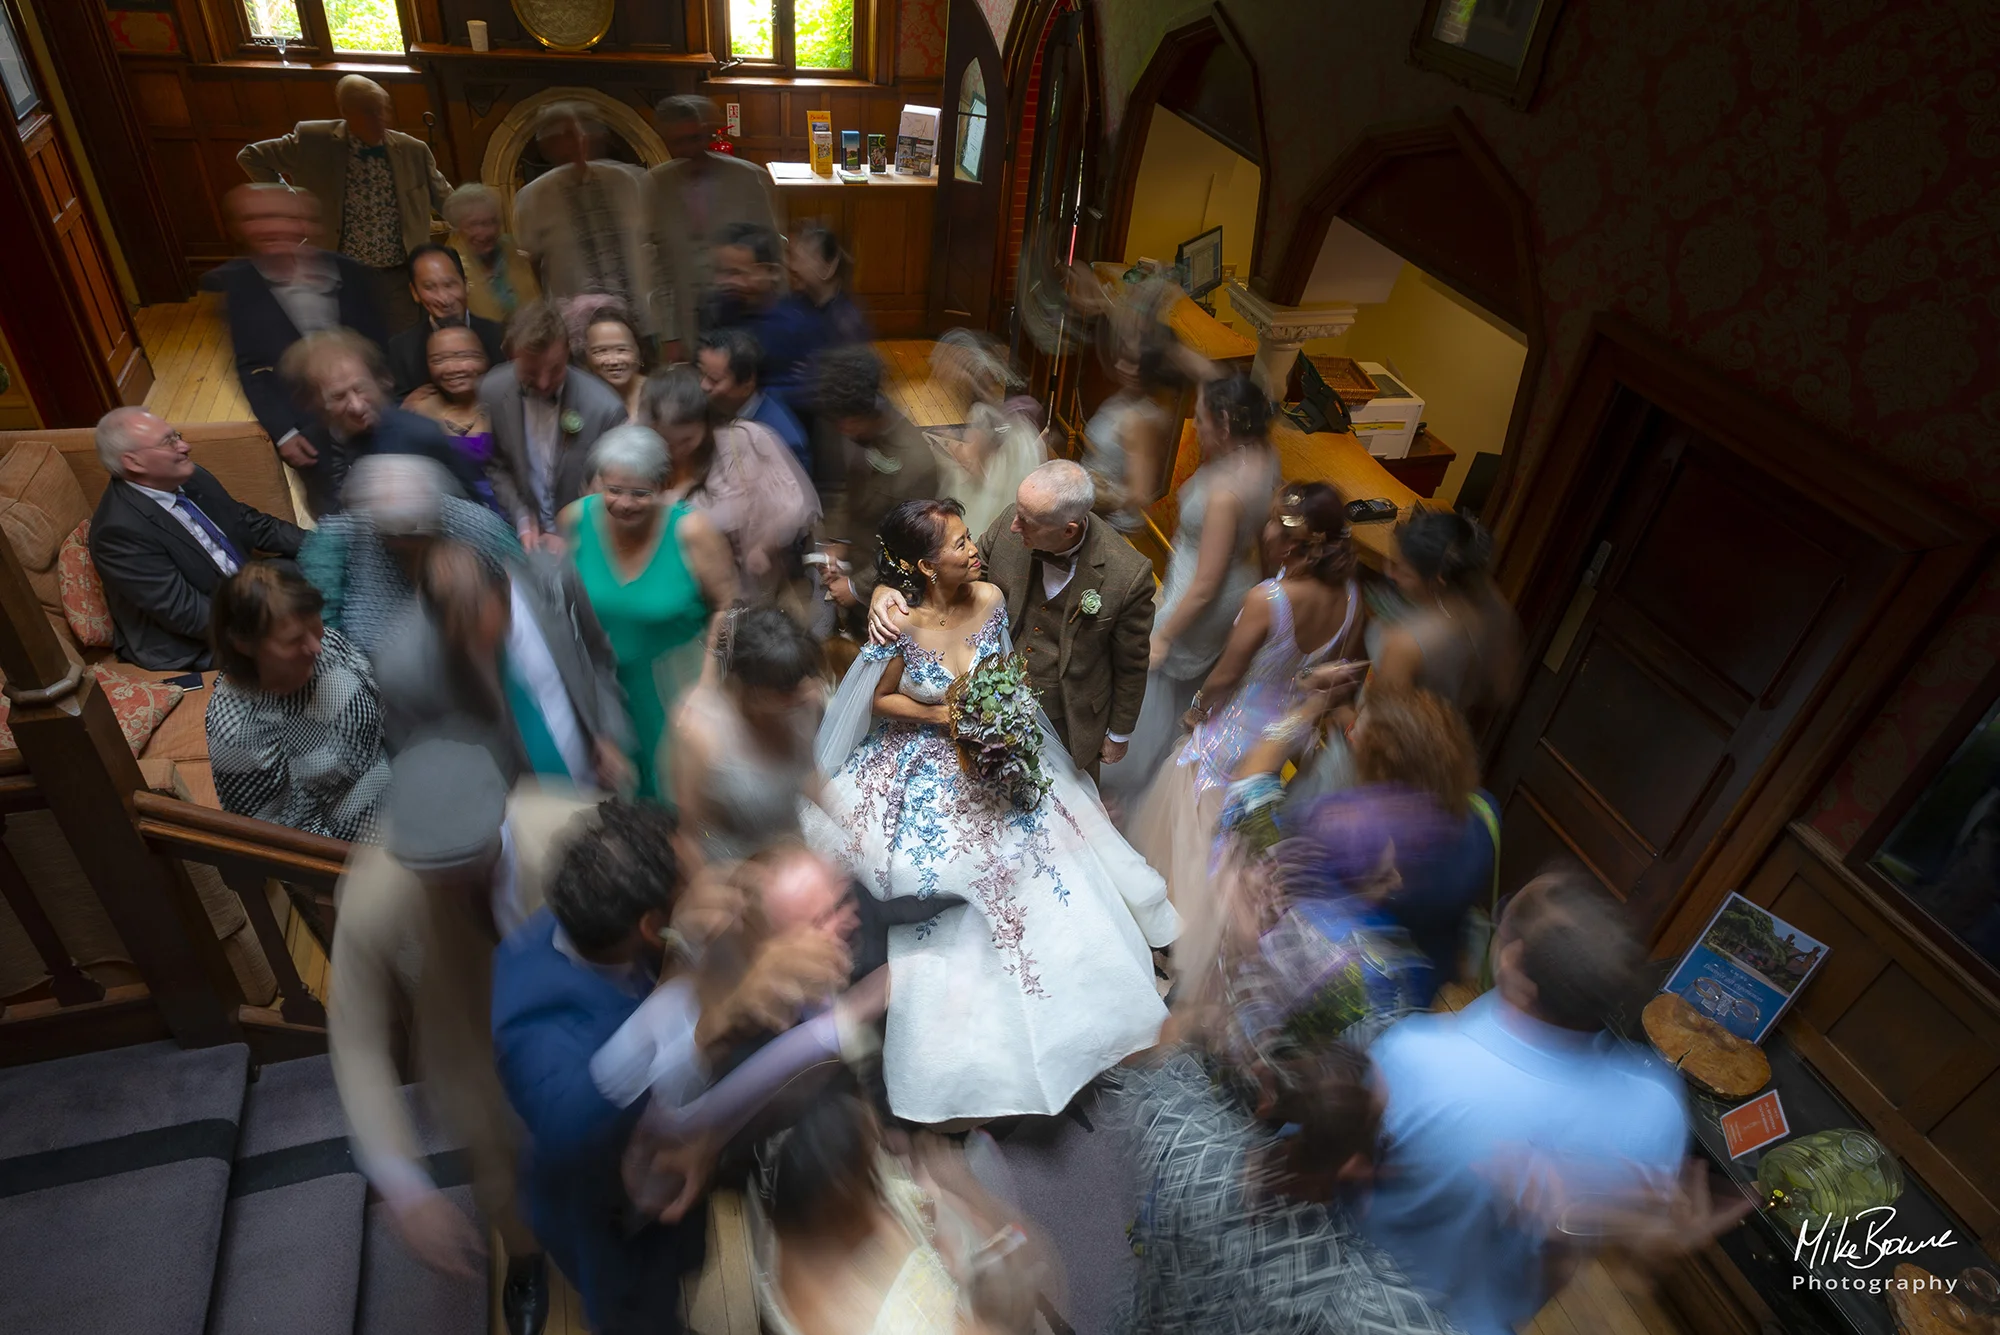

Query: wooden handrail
<box><xmin>130</xmin><ymin>791</ymin><xmax>351</xmax><ymax>885</ymax></box>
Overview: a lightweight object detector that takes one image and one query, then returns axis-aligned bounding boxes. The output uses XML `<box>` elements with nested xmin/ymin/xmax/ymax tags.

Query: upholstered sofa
<box><xmin>0</xmin><ymin>422</ymin><xmax>297</xmax><ymax>1008</ymax></box>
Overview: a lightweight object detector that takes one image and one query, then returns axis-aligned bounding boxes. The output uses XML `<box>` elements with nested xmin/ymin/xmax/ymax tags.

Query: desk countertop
<box><xmin>1089</xmin><ymin>261</ymin><xmax>1256</xmax><ymax>363</ymax></box>
<box><xmin>766</xmin><ymin>160</ymin><xmax>939</xmax><ymax>188</ymax></box>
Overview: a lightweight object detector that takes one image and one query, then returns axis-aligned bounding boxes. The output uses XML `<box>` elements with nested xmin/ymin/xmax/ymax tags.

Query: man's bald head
<box><xmin>754</xmin><ymin>843</ymin><xmax>859</xmax><ymax>945</ymax></box>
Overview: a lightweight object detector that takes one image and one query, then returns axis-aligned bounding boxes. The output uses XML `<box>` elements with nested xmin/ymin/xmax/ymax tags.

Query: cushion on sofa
<box><xmin>0</xmin><ymin>664</ymin><xmax>182</xmax><ymax>754</ymax></box>
<box><xmin>57</xmin><ymin>519</ymin><xmax>114</xmax><ymax>649</ymax></box>
<box><xmin>0</xmin><ymin>442</ymin><xmax>94</xmax><ymax>646</ymax></box>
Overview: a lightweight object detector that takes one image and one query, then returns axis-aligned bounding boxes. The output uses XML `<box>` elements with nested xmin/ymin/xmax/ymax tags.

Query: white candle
<box><xmin>467</xmin><ymin>20</ymin><xmax>489</xmax><ymax>52</ymax></box>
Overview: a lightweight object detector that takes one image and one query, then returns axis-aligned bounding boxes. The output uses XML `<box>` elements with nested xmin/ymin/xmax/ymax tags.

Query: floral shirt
<box><xmin>339</xmin><ymin>134</ymin><xmax>405</xmax><ymax>268</ymax></box>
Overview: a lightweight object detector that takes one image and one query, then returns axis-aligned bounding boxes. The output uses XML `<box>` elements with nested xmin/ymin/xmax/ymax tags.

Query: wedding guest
<box><xmin>1363</xmin><ymin>871</ymin><xmax>1695</xmax><ymax>1335</ymax></box>
<box><xmin>1101</xmin><ymin>372</ymin><xmax>1280</xmax><ymax>806</ymax></box>
<box><xmin>560</xmin><ymin>425</ymin><xmax>739</xmax><ymax>801</ymax></box>
<box><xmin>672</xmin><ymin>607</ymin><xmax>826</xmax><ymax>861</ymax></box>
<box><xmin>813</xmin><ymin>346</ymin><xmax>939</xmax><ymax>624</ymax></box>
<box><xmin>400</xmin><ymin>324</ymin><xmax>501</xmax><ymax>513</ymax></box>
<box><xmin>237</xmin><ymin>75</ymin><xmax>449</xmax><ymax>333</ymax></box>
<box><xmin>697</xmin><ymin>327</ymin><xmax>810</xmax><ymax>470</ymax></box>
<box><xmin>443</xmin><ymin>182</ymin><xmax>539</xmax><ymax>323</ymax></box>
<box><xmin>645</xmin><ymin>95</ymin><xmax>781</xmax><ymax>360</ymax></box>
<box><xmin>374</xmin><ymin>540</ymin><xmax>634</xmax><ymax>794</ymax></box>
<box><xmin>385</xmin><ymin>244</ymin><xmax>505</xmax><ymax>401</ymax></box>
<box><xmin>1080</xmin><ymin>322</ymin><xmax>1188</xmax><ymax>533</ymax></box>
<box><xmin>88</xmin><ymin>407</ymin><xmax>305</xmax><ymax>671</ymax></box>
<box><xmin>1133</xmin><ymin>482</ymin><xmax>1363</xmax><ymax>965</ymax></box>
<box><xmin>572</xmin><ymin>298</ymin><xmax>647</xmax><ymax>422</ymax></box>
<box><xmin>215</xmin><ymin>183</ymin><xmax>384</xmax><ymax>467</ymax></box>
<box><xmin>1375</xmin><ymin>507</ymin><xmax>1522</xmax><ymax>733</ymax></box>
<box><xmin>482</xmin><ymin>300</ymin><xmax>628</xmax><ymax>546</ymax></box>
<box><xmin>298</xmin><ymin>454</ymin><xmax>519</xmax><ymax>656</ymax></box>
<box><xmin>278</xmin><ymin>328</ymin><xmax>488</xmax><ymax>516</ymax></box>
<box><xmin>511</xmin><ymin>103</ymin><xmax>650</xmax><ymax>325</ymax></box>
<box><xmin>702</xmin><ymin>223</ymin><xmax>821</xmax><ymax>397</ymax></box>
<box><xmin>778</xmin><ymin>222</ymin><xmax>872</xmax><ymax>389</ymax></box>
<box><xmin>206</xmin><ymin>562</ymin><xmax>388</xmax><ymax>843</ymax></box>
<box><xmin>642</xmin><ymin>365</ymin><xmax>817</xmax><ymax>591</ymax></box>
<box><xmin>927</xmin><ymin>329</ymin><xmax>1046</xmax><ymax>537</ymax></box>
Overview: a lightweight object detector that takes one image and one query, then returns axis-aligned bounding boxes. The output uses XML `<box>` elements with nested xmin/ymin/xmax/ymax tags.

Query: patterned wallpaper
<box><xmin>978</xmin><ymin>0</ymin><xmax>1021</xmax><ymax>48</ymax></box>
<box><xmin>1094</xmin><ymin>0</ymin><xmax>2000</xmax><ymax>853</ymax></box>
<box><xmin>899</xmin><ymin>0</ymin><xmax>946</xmax><ymax>78</ymax></box>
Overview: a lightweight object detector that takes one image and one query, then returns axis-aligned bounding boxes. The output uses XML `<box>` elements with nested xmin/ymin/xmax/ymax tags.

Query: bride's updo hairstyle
<box><xmin>876</xmin><ymin>497</ymin><xmax>966</xmax><ymax>607</ymax></box>
<box><xmin>1277</xmin><ymin>481</ymin><xmax>1356</xmax><ymax>586</ymax></box>
<box><xmin>1201</xmin><ymin>371</ymin><xmax>1274</xmax><ymax>444</ymax></box>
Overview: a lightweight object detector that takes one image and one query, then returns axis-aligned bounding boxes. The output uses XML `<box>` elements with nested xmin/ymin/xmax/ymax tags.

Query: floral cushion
<box><xmin>0</xmin><ymin>665</ymin><xmax>182</xmax><ymax>754</ymax></box>
<box><xmin>57</xmin><ymin>520</ymin><xmax>114</xmax><ymax>649</ymax></box>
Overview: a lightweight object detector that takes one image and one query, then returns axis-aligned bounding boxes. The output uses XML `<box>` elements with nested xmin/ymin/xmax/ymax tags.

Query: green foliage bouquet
<box><xmin>944</xmin><ymin>653</ymin><xmax>1051</xmax><ymax>811</ymax></box>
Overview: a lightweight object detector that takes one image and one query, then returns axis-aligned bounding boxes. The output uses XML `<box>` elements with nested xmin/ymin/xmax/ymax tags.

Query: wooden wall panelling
<box><xmin>778</xmin><ymin>178</ymin><xmax>934</xmax><ymax>336</ymax></box>
<box><xmin>1744</xmin><ymin>823</ymin><xmax>2000</xmax><ymax>1250</ymax></box>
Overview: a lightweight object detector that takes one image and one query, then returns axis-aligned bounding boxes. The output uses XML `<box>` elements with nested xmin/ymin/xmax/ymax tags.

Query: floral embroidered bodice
<box><xmin>866</xmin><ymin>606</ymin><xmax>1008</xmax><ymax>705</ymax></box>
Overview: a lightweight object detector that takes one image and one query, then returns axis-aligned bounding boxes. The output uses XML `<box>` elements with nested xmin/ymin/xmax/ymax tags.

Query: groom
<box><xmin>868</xmin><ymin>460</ymin><xmax>1154</xmax><ymax>778</ymax></box>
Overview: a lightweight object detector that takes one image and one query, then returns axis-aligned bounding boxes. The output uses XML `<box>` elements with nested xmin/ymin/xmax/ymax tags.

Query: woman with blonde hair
<box><xmin>442</xmin><ymin>182</ymin><xmax>540</xmax><ymax>322</ymax></box>
<box><xmin>926</xmin><ymin>329</ymin><xmax>1046</xmax><ymax>536</ymax></box>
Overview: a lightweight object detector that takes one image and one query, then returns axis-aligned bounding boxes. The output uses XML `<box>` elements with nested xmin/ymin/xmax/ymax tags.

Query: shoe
<box><xmin>502</xmin><ymin>1253</ymin><xmax>549</xmax><ymax>1335</ymax></box>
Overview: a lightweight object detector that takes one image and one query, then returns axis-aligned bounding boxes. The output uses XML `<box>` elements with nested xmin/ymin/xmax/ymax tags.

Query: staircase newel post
<box><xmin>0</xmin><ymin>525</ymin><xmax>241</xmax><ymax>1046</ymax></box>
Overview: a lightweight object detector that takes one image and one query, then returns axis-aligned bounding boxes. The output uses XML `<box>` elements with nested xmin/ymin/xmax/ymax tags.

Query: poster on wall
<box><xmin>1661</xmin><ymin>892</ymin><xmax>1829</xmax><ymax>1045</ymax></box>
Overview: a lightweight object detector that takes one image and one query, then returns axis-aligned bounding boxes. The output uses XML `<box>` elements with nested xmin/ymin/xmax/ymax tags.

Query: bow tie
<box><xmin>355</xmin><ymin>143</ymin><xmax>388</xmax><ymax>161</ymax></box>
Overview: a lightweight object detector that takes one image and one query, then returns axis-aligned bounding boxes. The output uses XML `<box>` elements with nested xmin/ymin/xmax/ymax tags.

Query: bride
<box><xmin>803</xmin><ymin>498</ymin><xmax>1179</xmax><ymax>1125</ymax></box>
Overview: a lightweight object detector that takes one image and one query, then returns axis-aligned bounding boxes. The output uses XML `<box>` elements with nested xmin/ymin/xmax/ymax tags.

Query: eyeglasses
<box><xmin>138</xmin><ymin>430</ymin><xmax>186</xmax><ymax>453</ymax></box>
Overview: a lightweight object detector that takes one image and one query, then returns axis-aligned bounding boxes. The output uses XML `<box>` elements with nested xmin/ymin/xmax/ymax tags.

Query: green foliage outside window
<box><xmin>326</xmin><ymin>0</ymin><xmax>404</xmax><ymax>54</ymax></box>
<box><xmin>795</xmin><ymin>0</ymin><xmax>853</xmax><ymax>69</ymax></box>
<box><xmin>242</xmin><ymin>0</ymin><xmax>303</xmax><ymax>41</ymax></box>
<box><xmin>730</xmin><ymin>0</ymin><xmax>774</xmax><ymax>59</ymax></box>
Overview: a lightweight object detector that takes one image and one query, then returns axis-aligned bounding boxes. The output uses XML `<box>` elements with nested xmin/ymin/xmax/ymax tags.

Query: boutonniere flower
<box><xmin>560</xmin><ymin>410</ymin><xmax>584</xmax><ymax>436</ymax></box>
<box><xmin>1079</xmin><ymin>589</ymin><xmax>1103</xmax><ymax>615</ymax></box>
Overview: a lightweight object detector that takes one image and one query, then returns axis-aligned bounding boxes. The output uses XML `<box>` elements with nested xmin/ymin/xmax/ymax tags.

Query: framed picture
<box><xmin>0</xmin><ymin>2</ymin><xmax>41</xmax><ymax>122</ymax></box>
<box><xmin>1176</xmin><ymin>226</ymin><xmax>1224</xmax><ymax>300</ymax></box>
<box><xmin>1661</xmin><ymin>892</ymin><xmax>1830</xmax><ymax>1045</ymax></box>
<box><xmin>1410</xmin><ymin>0</ymin><xmax>1569</xmax><ymax>109</ymax></box>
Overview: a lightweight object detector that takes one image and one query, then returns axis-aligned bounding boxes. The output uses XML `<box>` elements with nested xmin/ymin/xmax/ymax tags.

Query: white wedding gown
<box><xmin>803</xmin><ymin>605</ymin><xmax>1179</xmax><ymax>1124</ymax></box>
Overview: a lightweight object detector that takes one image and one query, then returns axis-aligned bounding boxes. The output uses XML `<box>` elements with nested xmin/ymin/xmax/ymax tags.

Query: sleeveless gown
<box><xmin>801</xmin><ymin>604</ymin><xmax>1178</xmax><ymax>1124</ymax></box>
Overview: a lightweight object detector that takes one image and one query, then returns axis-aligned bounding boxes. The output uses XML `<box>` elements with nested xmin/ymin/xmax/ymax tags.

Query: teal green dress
<box><xmin>571</xmin><ymin>496</ymin><xmax>710</xmax><ymax>800</ymax></box>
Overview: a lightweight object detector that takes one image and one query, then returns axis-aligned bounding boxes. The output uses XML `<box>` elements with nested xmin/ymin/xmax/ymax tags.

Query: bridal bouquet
<box><xmin>945</xmin><ymin>653</ymin><xmax>1051</xmax><ymax>812</ymax></box>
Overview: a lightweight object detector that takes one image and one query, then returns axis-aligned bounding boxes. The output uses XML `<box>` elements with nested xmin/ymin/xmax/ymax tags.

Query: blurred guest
<box><xmin>493</xmin><ymin>807</ymin><xmax>872</xmax><ymax>1335</ymax></box>
<box><xmin>812</xmin><ymin>346</ymin><xmax>939</xmax><ymax>624</ymax></box>
<box><xmin>927</xmin><ymin>329</ymin><xmax>1047</xmax><ymax>537</ymax></box>
<box><xmin>237</xmin><ymin>75</ymin><xmax>449</xmax><ymax>333</ymax></box>
<box><xmin>1101</xmin><ymin>373</ymin><xmax>1281</xmax><ymax>806</ymax></box>
<box><xmin>386</xmin><ymin>244</ymin><xmax>505</xmax><ymax>401</ymax></box>
<box><xmin>206</xmin><ymin>562</ymin><xmax>388</xmax><ymax>842</ymax></box>
<box><xmin>401</xmin><ymin>324</ymin><xmax>501</xmax><ymax>513</ymax></box>
<box><xmin>642</xmin><ymin>365</ymin><xmax>817</xmax><ymax>590</ymax></box>
<box><xmin>216</xmin><ymin>183</ymin><xmax>385</xmax><ymax>466</ymax></box>
<box><xmin>646</xmin><ymin>96</ymin><xmax>781</xmax><ymax>361</ymax></box>
<box><xmin>299</xmin><ymin>454</ymin><xmax>519</xmax><ymax>656</ymax></box>
<box><xmin>672</xmin><ymin>607</ymin><xmax>825</xmax><ymax>861</ymax></box>
<box><xmin>571</xmin><ymin>298</ymin><xmax>648</xmax><ymax>422</ymax></box>
<box><xmin>698</xmin><ymin>326</ymin><xmax>810</xmax><ymax>470</ymax></box>
<box><xmin>511</xmin><ymin>103</ymin><xmax>649</xmax><ymax>326</ymax></box>
<box><xmin>1080</xmin><ymin>322</ymin><xmax>1188</xmax><ymax>533</ymax></box>
<box><xmin>560</xmin><ymin>424</ymin><xmax>738</xmax><ymax>801</ymax></box>
<box><xmin>703</xmin><ymin>223</ymin><xmax>824</xmax><ymax>397</ymax></box>
<box><xmin>375</xmin><ymin>541</ymin><xmax>634</xmax><ymax>793</ymax></box>
<box><xmin>1133</xmin><ymin>483</ymin><xmax>1363</xmax><ymax>963</ymax></box>
<box><xmin>482</xmin><ymin>300</ymin><xmax>628</xmax><ymax>546</ymax></box>
<box><xmin>279</xmin><ymin>328</ymin><xmax>488</xmax><ymax>517</ymax></box>
<box><xmin>1363</xmin><ymin>872</ymin><xmax>1692</xmax><ymax>1335</ymax></box>
<box><xmin>444</xmin><ymin>182</ymin><xmax>539</xmax><ymax>323</ymax></box>
<box><xmin>778</xmin><ymin>223</ymin><xmax>872</xmax><ymax>386</ymax></box>
<box><xmin>328</xmin><ymin>741</ymin><xmax>576</xmax><ymax>1333</ymax></box>
<box><xmin>89</xmin><ymin>407</ymin><xmax>304</xmax><ymax>671</ymax></box>
<box><xmin>1376</xmin><ymin>507</ymin><xmax>1521</xmax><ymax>733</ymax></box>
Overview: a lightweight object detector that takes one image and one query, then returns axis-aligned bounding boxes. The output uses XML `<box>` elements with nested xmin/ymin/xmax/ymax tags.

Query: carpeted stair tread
<box><xmin>208</xmin><ymin>1055</ymin><xmax>367</xmax><ymax>1335</ymax></box>
<box><xmin>0</xmin><ymin>1042</ymin><xmax>249</xmax><ymax>1335</ymax></box>
<box><xmin>354</xmin><ymin>1184</ymin><xmax>489</xmax><ymax>1335</ymax></box>
<box><xmin>0</xmin><ymin>1039</ymin><xmax>248</xmax><ymax>1158</ymax></box>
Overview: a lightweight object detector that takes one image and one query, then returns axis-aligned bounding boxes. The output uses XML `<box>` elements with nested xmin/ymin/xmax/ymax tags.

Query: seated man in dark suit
<box><xmin>280</xmin><ymin>328</ymin><xmax>488</xmax><ymax>516</ymax></box>
<box><xmin>385</xmin><ymin>244</ymin><xmax>505</xmax><ymax>402</ymax></box>
<box><xmin>87</xmin><ymin>407</ymin><xmax>305</xmax><ymax>671</ymax></box>
<box><xmin>695</xmin><ymin>327</ymin><xmax>809</xmax><ymax>472</ymax></box>
<box><xmin>213</xmin><ymin>184</ymin><xmax>386</xmax><ymax>473</ymax></box>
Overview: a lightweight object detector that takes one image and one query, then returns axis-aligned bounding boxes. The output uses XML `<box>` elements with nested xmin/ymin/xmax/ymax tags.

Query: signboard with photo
<box><xmin>1662</xmin><ymin>892</ymin><xmax>1829</xmax><ymax>1044</ymax></box>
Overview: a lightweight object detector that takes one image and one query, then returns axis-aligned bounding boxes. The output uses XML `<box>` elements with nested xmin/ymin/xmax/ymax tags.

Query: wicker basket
<box><xmin>1302</xmin><ymin>355</ymin><xmax>1380</xmax><ymax>407</ymax></box>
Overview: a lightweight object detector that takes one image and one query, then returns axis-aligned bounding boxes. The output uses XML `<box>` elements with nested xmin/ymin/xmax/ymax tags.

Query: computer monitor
<box><xmin>1176</xmin><ymin>226</ymin><xmax>1224</xmax><ymax>299</ymax></box>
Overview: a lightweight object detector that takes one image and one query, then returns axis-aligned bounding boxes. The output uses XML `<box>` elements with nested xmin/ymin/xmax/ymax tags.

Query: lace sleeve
<box><xmin>814</xmin><ymin>643</ymin><xmax>897</xmax><ymax>777</ymax></box>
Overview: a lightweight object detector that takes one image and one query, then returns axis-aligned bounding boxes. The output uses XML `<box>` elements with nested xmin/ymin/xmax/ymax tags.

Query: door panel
<box><xmin>926</xmin><ymin>0</ymin><xmax>1007</xmax><ymax>331</ymax></box>
<box><xmin>1490</xmin><ymin>395</ymin><xmax>1904</xmax><ymax>934</ymax></box>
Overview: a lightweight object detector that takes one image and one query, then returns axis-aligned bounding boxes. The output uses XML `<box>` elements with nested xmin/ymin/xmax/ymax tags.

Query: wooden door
<box><xmin>1489</xmin><ymin>390</ymin><xmax>1906</xmax><ymax>935</ymax></box>
<box><xmin>926</xmin><ymin>0</ymin><xmax>1007</xmax><ymax>332</ymax></box>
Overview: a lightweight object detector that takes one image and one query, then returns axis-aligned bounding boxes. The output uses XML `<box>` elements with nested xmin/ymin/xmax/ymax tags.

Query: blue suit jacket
<box><xmin>492</xmin><ymin>910</ymin><xmax>702</xmax><ymax>1331</ymax></box>
<box><xmin>744</xmin><ymin>391</ymin><xmax>811</xmax><ymax>471</ymax></box>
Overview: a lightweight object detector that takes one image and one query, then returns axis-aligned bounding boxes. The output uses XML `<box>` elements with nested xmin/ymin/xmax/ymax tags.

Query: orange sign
<box><xmin>1721</xmin><ymin>1090</ymin><xmax>1789</xmax><ymax>1159</ymax></box>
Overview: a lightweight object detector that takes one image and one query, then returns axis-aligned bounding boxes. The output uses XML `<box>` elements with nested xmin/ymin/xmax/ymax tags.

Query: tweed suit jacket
<box><xmin>981</xmin><ymin>506</ymin><xmax>1154</xmax><ymax>770</ymax></box>
<box><xmin>237</xmin><ymin>120</ymin><xmax>450</xmax><ymax>258</ymax></box>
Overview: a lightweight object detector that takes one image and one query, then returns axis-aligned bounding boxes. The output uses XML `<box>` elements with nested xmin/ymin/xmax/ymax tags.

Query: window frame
<box><xmin>710</xmin><ymin>0</ymin><xmax>865</xmax><ymax>80</ymax></box>
<box><xmin>215</xmin><ymin>0</ymin><xmax>416</xmax><ymax>64</ymax></box>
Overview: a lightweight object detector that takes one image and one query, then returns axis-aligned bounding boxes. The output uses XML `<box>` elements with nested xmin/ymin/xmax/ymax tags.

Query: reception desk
<box><xmin>768</xmin><ymin>161</ymin><xmax>935</xmax><ymax>338</ymax></box>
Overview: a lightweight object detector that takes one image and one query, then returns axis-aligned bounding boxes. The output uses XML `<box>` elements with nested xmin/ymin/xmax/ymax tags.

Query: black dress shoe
<box><xmin>502</xmin><ymin>1253</ymin><xmax>549</xmax><ymax>1335</ymax></box>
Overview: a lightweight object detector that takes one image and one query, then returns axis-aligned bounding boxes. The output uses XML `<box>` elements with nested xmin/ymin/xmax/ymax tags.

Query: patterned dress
<box><xmin>205</xmin><ymin>626</ymin><xmax>389</xmax><ymax>842</ymax></box>
<box><xmin>802</xmin><ymin>605</ymin><xmax>1178</xmax><ymax>1124</ymax></box>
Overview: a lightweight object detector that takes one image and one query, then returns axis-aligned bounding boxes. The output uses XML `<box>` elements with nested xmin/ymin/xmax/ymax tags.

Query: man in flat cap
<box><xmin>328</xmin><ymin>740</ymin><xmax>591</xmax><ymax>1335</ymax></box>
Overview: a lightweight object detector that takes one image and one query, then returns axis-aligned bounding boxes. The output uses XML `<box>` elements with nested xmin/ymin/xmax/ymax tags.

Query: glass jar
<box><xmin>1755</xmin><ymin>1130</ymin><xmax>1904</xmax><ymax>1238</ymax></box>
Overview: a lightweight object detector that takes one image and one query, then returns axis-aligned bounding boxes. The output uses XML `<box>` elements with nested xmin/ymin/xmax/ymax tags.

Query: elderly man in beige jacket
<box><xmin>645</xmin><ymin>95</ymin><xmax>782</xmax><ymax>362</ymax></box>
<box><xmin>238</xmin><ymin>74</ymin><xmax>450</xmax><ymax>333</ymax></box>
